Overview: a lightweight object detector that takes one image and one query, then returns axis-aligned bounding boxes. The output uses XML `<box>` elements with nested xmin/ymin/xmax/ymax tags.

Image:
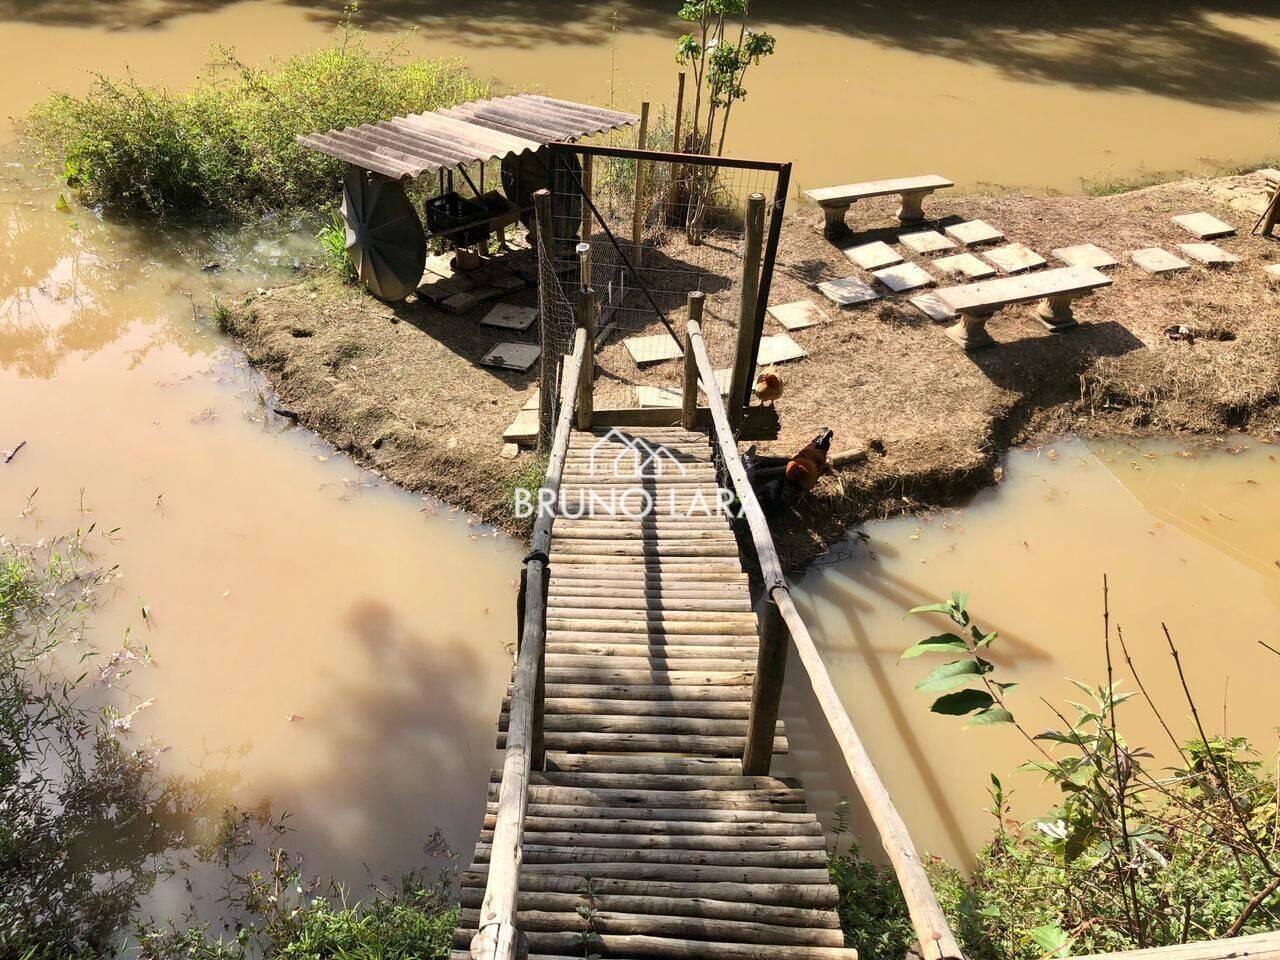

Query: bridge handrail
<box><xmin>686</xmin><ymin>316</ymin><xmax>965</xmax><ymax>960</ymax></box>
<box><xmin>470</xmin><ymin>326</ymin><xmax>589</xmax><ymax>960</ymax></box>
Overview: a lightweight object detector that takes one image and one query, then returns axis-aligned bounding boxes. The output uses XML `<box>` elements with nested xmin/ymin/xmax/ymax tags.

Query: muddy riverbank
<box><xmin>225</xmin><ymin>171</ymin><xmax>1280</xmax><ymax>567</ymax></box>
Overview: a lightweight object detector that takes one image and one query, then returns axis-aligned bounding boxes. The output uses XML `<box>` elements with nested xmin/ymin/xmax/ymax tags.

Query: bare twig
<box><xmin>1117</xmin><ymin>620</ymin><xmax>1187</xmax><ymax>762</ymax></box>
<box><xmin>3</xmin><ymin>440</ymin><xmax>25</xmax><ymax>463</ymax></box>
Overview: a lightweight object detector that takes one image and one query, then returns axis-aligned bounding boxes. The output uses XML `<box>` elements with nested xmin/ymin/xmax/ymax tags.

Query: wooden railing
<box><xmin>470</xmin><ymin>322</ymin><xmax>589</xmax><ymax>960</ymax></box>
<box><xmin>684</xmin><ymin>313</ymin><xmax>966</xmax><ymax>960</ymax></box>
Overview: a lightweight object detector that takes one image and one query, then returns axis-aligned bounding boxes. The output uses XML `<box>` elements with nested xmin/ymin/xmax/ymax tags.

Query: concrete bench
<box><xmin>804</xmin><ymin>174</ymin><xmax>954</xmax><ymax>237</ymax></box>
<box><xmin>935</xmin><ymin>265</ymin><xmax>1113</xmax><ymax>350</ymax></box>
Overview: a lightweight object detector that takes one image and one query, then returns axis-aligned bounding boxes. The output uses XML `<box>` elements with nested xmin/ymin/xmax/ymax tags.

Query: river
<box><xmin>2</xmin><ymin>0</ymin><xmax>1279</xmax><ymax>914</ymax></box>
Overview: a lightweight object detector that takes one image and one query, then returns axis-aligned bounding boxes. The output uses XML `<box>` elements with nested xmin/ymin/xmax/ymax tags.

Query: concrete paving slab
<box><xmin>983</xmin><ymin>242</ymin><xmax>1047</xmax><ymax>274</ymax></box>
<box><xmin>767</xmin><ymin>300</ymin><xmax>826</xmax><ymax>330</ymax></box>
<box><xmin>757</xmin><ymin>334</ymin><xmax>808</xmax><ymax>365</ymax></box>
<box><xmin>841</xmin><ymin>240</ymin><xmax>903</xmax><ymax>270</ymax></box>
<box><xmin>1052</xmin><ymin>243</ymin><xmax>1119</xmax><ymax>269</ymax></box>
<box><xmin>909</xmin><ymin>292</ymin><xmax>959</xmax><ymax>321</ymax></box>
<box><xmin>1172</xmin><ymin>212</ymin><xmax>1236</xmax><ymax>239</ymax></box>
<box><xmin>872</xmin><ymin>262</ymin><xmax>936</xmax><ymax>292</ymax></box>
<box><xmin>935</xmin><ymin>252</ymin><xmax>997</xmax><ymax>280</ymax></box>
<box><xmin>480</xmin><ymin>304</ymin><xmax>538</xmax><ymax>330</ymax></box>
<box><xmin>944</xmin><ymin>219</ymin><xmax>1004</xmax><ymax>246</ymax></box>
<box><xmin>481</xmin><ymin>342</ymin><xmax>541</xmax><ymax>371</ymax></box>
<box><xmin>623</xmin><ymin>334</ymin><xmax>684</xmax><ymax>366</ymax></box>
<box><xmin>1131</xmin><ymin>247</ymin><xmax>1191</xmax><ymax>274</ymax></box>
<box><xmin>899</xmin><ymin>230</ymin><xmax>957</xmax><ymax>255</ymax></box>
<box><xmin>1177</xmin><ymin>243</ymin><xmax>1241</xmax><ymax>267</ymax></box>
<box><xmin>818</xmin><ymin>276</ymin><xmax>880</xmax><ymax>306</ymax></box>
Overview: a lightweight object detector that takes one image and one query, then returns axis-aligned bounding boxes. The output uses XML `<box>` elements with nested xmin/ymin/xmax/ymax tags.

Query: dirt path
<box><xmin>225</xmin><ymin>171</ymin><xmax>1280</xmax><ymax>569</ymax></box>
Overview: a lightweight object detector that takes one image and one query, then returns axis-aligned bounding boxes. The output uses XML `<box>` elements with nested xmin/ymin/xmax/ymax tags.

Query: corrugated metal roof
<box><xmin>298</xmin><ymin>94</ymin><xmax>639</xmax><ymax>180</ymax></box>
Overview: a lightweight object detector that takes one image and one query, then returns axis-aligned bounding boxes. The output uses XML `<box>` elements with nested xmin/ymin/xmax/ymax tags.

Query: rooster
<box><xmin>753</xmin><ymin>368</ymin><xmax>783</xmax><ymax>405</ymax></box>
<box><xmin>757</xmin><ymin>428</ymin><xmax>834</xmax><ymax>513</ymax></box>
<box><xmin>784</xmin><ymin>428</ymin><xmax>834</xmax><ymax>493</ymax></box>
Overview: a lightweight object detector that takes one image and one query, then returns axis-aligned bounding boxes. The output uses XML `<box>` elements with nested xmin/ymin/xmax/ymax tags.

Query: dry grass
<box><xmin>227</xmin><ymin>171</ymin><xmax>1280</xmax><ymax>569</ymax></box>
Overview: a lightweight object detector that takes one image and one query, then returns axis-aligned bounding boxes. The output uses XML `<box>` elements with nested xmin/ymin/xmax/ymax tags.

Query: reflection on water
<box><xmin>0</xmin><ymin>161</ymin><xmax>517</xmax><ymax>905</ymax></box>
<box><xmin>1</xmin><ymin>2</ymin><xmax>1279</xmax><ymax>191</ymax></box>
<box><xmin>784</xmin><ymin>438</ymin><xmax>1280</xmax><ymax>868</ymax></box>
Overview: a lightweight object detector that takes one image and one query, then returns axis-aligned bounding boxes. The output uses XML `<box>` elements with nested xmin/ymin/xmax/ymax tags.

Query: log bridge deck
<box><xmin>454</xmin><ymin>425</ymin><xmax>848</xmax><ymax>960</ymax></box>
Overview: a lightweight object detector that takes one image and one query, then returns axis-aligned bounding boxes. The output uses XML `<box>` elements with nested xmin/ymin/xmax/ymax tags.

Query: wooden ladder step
<box><xmin>459</xmin><ymin>888</ymin><xmax>840</xmax><ymax>927</ymax></box>
<box><xmin>459</xmin><ymin>871</ymin><xmax>838</xmax><ymax>908</ymax></box>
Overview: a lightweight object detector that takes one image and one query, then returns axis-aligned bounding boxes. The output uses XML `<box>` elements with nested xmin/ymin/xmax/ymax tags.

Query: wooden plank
<box><xmin>537</xmin><ymin>683</ymin><xmax>753</xmax><ymax>702</ymax></box>
<box><xmin>460</xmin><ymin>872</ymin><xmax>838</xmax><ymax>907</ymax></box>
<box><xmin>499</xmin><ymin>713</ymin><xmax>772</xmax><ymax>737</ymax></box>
<box><xmin>453</xmin><ymin>930</ymin><xmax>856</xmax><ymax>959</ymax></box>
<box><xmin>459</xmin><ymin>888</ymin><xmax>839</xmax><ymax>927</ymax></box>
<box><xmin>498</xmin><ymin>731</ymin><xmax>787</xmax><ymax>755</ymax></box>
<box><xmin>488</xmin><ymin>815</ymin><xmax>823</xmax><ymax>839</ymax></box>
<box><xmin>476</xmin><ymin>829</ymin><xmax>824</xmax><ymax>852</ymax></box>
<box><xmin>457</xmin><ymin>907</ymin><xmax>846</xmax><ymax>947</ymax></box>
<box><xmin>466</xmin><ymin>861</ymin><xmax>832</xmax><ymax>884</ymax></box>
<box><xmin>472</xmin><ymin>845</ymin><xmax>827</xmax><ymax>869</ymax></box>
<box><xmin>507</xmin><ymin>696</ymin><xmax>751</xmax><ymax>719</ymax></box>
<box><xmin>488</xmin><ymin>801</ymin><xmax>815</xmax><ymax>824</ymax></box>
<box><xmin>544</xmin><ymin>754</ymin><xmax>755</xmax><ymax>775</ymax></box>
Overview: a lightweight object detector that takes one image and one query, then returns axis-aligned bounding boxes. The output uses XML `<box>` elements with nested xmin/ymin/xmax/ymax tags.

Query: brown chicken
<box><xmin>753</xmin><ymin>368</ymin><xmax>783</xmax><ymax>404</ymax></box>
<box><xmin>784</xmin><ymin>428</ymin><xmax>834</xmax><ymax>493</ymax></box>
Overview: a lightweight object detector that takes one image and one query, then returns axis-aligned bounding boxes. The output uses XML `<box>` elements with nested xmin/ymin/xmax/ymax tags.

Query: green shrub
<box><xmin>25</xmin><ymin>29</ymin><xmax>490</xmax><ymax>218</ymax></box>
<box><xmin>317</xmin><ymin>209</ymin><xmax>357</xmax><ymax>282</ymax></box>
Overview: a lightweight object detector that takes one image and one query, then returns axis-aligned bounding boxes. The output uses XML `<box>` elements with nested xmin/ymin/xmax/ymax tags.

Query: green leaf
<box><xmin>931</xmin><ymin>688</ymin><xmax>994</xmax><ymax>716</ymax></box>
<box><xmin>900</xmin><ymin>634</ymin><xmax>968</xmax><ymax>660</ymax></box>
<box><xmin>1031</xmin><ymin>923</ymin><xmax>1072</xmax><ymax>957</ymax></box>
<box><xmin>965</xmin><ymin>707</ymin><xmax>1015</xmax><ymax>728</ymax></box>
<box><xmin>907</xmin><ymin>602</ymin><xmax>954</xmax><ymax>617</ymax></box>
<box><xmin>915</xmin><ymin>658</ymin><xmax>991</xmax><ymax>692</ymax></box>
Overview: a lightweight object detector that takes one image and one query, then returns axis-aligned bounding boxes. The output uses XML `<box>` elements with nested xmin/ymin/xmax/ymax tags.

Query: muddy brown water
<box><xmin>3</xmin><ymin>2</ymin><xmax>1280</xmax><ymax>191</ymax></box>
<box><xmin>2</xmin><ymin>0</ymin><xmax>1280</xmax><ymax>913</ymax></box>
<box><xmin>783</xmin><ymin>438</ymin><xmax>1280</xmax><ymax>869</ymax></box>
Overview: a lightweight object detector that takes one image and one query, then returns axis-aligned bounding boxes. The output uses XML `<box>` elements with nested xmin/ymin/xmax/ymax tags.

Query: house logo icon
<box><xmin>588</xmin><ymin>427</ymin><xmax>689</xmax><ymax>479</ymax></box>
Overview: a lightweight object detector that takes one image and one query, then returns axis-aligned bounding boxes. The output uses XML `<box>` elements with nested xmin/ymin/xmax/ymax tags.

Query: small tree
<box><xmin>674</xmin><ymin>0</ymin><xmax>774</xmax><ymax>241</ymax></box>
<box><xmin>675</xmin><ymin>0</ymin><xmax>775</xmax><ymax>157</ymax></box>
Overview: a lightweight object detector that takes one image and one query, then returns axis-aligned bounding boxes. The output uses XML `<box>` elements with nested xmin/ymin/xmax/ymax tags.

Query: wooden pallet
<box><xmin>452</xmin><ymin>427</ymin><xmax>854</xmax><ymax>960</ymax></box>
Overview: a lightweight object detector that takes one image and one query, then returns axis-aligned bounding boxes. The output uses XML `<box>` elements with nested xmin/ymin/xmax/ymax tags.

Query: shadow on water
<box><xmin>4</xmin><ymin>0</ymin><xmax>1279</xmax><ymax>107</ymax></box>
<box><xmin>245</xmin><ymin>597</ymin><xmax>504</xmax><ymax>886</ymax></box>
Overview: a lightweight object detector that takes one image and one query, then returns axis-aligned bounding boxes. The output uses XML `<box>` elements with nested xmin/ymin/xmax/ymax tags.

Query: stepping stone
<box><xmin>1131</xmin><ymin>247</ymin><xmax>1191</xmax><ymax>275</ymax></box>
<box><xmin>481</xmin><ymin>342</ymin><xmax>540</xmax><ymax>371</ymax></box>
<box><xmin>1177</xmin><ymin>243</ymin><xmax>1241</xmax><ymax>267</ymax></box>
<box><xmin>636</xmin><ymin>386</ymin><xmax>682</xmax><ymax>408</ymax></box>
<box><xmin>480</xmin><ymin>303</ymin><xmax>538</xmax><ymax>330</ymax></box>
<box><xmin>899</xmin><ymin>230</ymin><xmax>957</xmax><ymax>255</ymax></box>
<box><xmin>842</xmin><ymin>240</ymin><xmax>902</xmax><ymax>270</ymax></box>
<box><xmin>1172</xmin><ymin>212</ymin><xmax>1236</xmax><ymax>239</ymax></box>
<box><xmin>944</xmin><ymin>219</ymin><xmax>1004</xmax><ymax>246</ymax></box>
<box><xmin>423</xmin><ymin>253</ymin><xmax>455</xmax><ymax>279</ymax></box>
<box><xmin>757</xmin><ymin>333</ymin><xmax>808</xmax><ymax>365</ymax></box>
<box><xmin>623</xmin><ymin>333</ymin><xmax>684</xmax><ymax>366</ymax></box>
<box><xmin>872</xmin><ymin>262</ymin><xmax>936</xmax><ymax>292</ymax></box>
<box><xmin>502</xmin><ymin>407</ymin><xmax>538</xmax><ymax>444</ymax></box>
<box><xmin>1265</xmin><ymin>264</ymin><xmax>1280</xmax><ymax>284</ymax></box>
<box><xmin>767</xmin><ymin>300</ymin><xmax>826</xmax><ymax>330</ymax></box>
<box><xmin>934</xmin><ymin>252</ymin><xmax>997</xmax><ymax>280</ymax></box>
<box><xmin>818</xmin><ymin>276</ymin><xmax>880</xmax><ymax>307</ymax></box>
<box><xmin>1052</xmin><ymin>243</ymin><xmax>1119</xmax><ymax>270</ymax></box>
<box><xmin>983</xmin><ymin>242</ymin><xmax>1047</xmax><ymax>274</ymax></box>
<box><xmin>909</xmin><ymin>292</ymin><xmax>958</xmax><ymax>321</ymax></box>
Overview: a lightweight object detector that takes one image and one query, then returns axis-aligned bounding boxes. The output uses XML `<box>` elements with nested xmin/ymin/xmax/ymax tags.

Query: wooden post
<box><xmin>742</xmin><ymin>592</ymin><xmax>788</xmax><ymax>776</ymax></box>
<box><xmin>682</xmin><ymin>292</ymin><xmax>704</xmax><ymax>431</ymax></box>
<box><xmin>631</xmin><ymin>100</ymin><xmax>651</xmax><ymax>265</ymax></box>
<box><xmin>581</xmin><ymin>154</ymin><xmax>594</xmax><ymax>241</ymax></box>
<box><xmin>576</xmin><ymin>242</ymin><xmax>595</xmax><ymax>431</ymax></box>
<box><xmin>672</xmin><ymin>72</ymin><xmax>686</xmax><ymax>152</ymax></box>
<box><xmin>728</xmin><ymin>192</ymin><xmax>766</xmax><ymax>432</ymax></box>
<box><xmin>533</xmin><ymin>188</ymin><xmax>557</xmax><ymax>452</ymax></box>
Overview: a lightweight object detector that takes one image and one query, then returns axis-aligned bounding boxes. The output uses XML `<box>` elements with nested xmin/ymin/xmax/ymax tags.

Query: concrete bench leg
<box><xmin>1035</xmin><ymin>294</ymin><xmax>1079</xmax><ymax>333</ymax></box>
<box><xmin>945</xmin><ymin>309</ymin><xmax>997</xmax><ymax>350</ymax></box>
<box><xmin>820</xmin><ymin>202</ymin><xmax>852</xmax><ymax>239</ymax></box>
<box><xmin>896</xmin><ymin>190</ymin><xmax>932</xmax><ymax>225</ymax></box>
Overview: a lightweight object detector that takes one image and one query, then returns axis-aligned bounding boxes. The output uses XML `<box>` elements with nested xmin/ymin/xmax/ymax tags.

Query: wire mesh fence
<box><xmin>535</xmin><ymin>144</ymin><xmax>789</xmax><ymax>424</ymax></box>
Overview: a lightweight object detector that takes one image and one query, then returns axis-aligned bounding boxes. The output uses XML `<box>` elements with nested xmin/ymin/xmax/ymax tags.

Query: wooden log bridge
<box><xmin>456</xmin><ymin>216</ymin><xmax>966</xmax><ymax>960</ymax></box>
